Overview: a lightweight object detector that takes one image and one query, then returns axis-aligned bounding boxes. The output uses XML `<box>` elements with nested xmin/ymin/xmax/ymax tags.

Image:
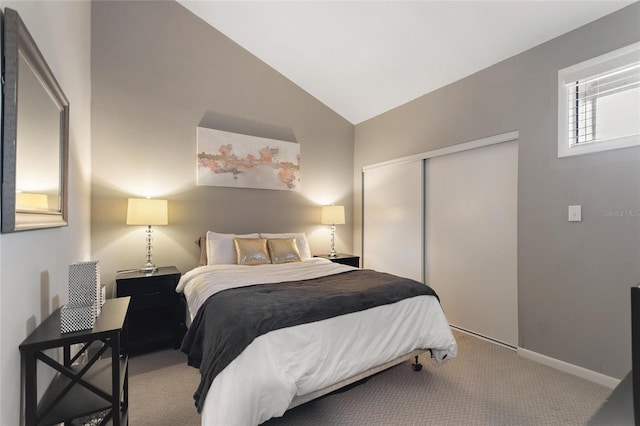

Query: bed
<box><xmin>177</xmin><ymin>231</ymin><xmax>457</xmax><ymax>425</ymax></box>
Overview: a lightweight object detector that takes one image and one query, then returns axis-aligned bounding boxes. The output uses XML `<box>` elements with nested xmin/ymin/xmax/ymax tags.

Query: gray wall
<box><xmin>354</xmin><ymin>3</ymin><xmax>640</xmax><ymax>379</ymax></box>
<box><xmin>0</xmin><ymin>2</ymin><xmax>92</xmax><ymax>424</ymax></box>
<box><xmin>91</xmin><ymin>1</ymin><xmax>354</xmax><ymax>295</ymax></box>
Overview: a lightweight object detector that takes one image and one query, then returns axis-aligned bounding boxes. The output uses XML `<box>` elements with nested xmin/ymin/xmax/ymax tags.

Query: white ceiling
<box><xmin>178</xmin><ymin>1</ymin><xmax>634</xmax><ymax>124</ymax></box>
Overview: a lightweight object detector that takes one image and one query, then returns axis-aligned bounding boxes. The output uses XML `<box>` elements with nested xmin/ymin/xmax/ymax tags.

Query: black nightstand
<box><xmin>116</xmin><ymin>266</ymin><xmax>185</xmax><ymax>356</ymax></box>
<box><xmin>314</xmin><ymin>254</ymin><xmax>360</xmax><ymax>268</ymax></box>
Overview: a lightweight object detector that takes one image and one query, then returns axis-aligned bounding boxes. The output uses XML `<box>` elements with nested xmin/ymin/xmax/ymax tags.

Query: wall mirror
<box><xmin>1</xmin><ymin>7</ymin><xmax>69</xmax><ymax>232</ymax></box>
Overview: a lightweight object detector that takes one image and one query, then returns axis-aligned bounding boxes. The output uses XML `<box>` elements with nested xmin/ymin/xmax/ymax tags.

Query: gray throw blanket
<box><xmin>181</xmin><ymin>269</ymin><xmax>438</xmax><ymax>412</ymax></box>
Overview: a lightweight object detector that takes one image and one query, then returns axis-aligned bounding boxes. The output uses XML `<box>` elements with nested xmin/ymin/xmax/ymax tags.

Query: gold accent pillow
<box><xmin>234</xmin><ymin>238</ymin><xmax>271</xmax><ymax>265</ymax></box>
<box><xmin>268</xmin><ymin>238</ymin><xmax>301</xmax><ymax>264</ymax></box>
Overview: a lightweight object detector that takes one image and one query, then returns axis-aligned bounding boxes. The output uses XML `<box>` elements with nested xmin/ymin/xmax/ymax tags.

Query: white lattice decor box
<box><xmin>60</xmin><ymin>304</ymin><xmax>96</xmax><ymax>333</ymax></box>
<box><xmin>60</xmin><ymin>261</ymin><xmax>103</xmax><ymax>333</ymax></box>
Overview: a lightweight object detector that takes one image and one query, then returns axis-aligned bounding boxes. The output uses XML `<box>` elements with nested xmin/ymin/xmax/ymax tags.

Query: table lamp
<box><xmin>321</xmin><ymin>205</ymin><xmax>345</xmax><ymax>258</ymax></box>
<box><xmin>126</xmin><ymin>198</ymin><xmax>168</xmax><ymax>273</ymax></box>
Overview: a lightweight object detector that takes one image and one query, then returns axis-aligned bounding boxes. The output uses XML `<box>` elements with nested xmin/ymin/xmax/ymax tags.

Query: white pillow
<box><xmin>260</xmin><ymin>233</ymin><xmax>311</xmax><ymax>259</ymax></box>
<box><xmin>207</xmin><ymin>231</ymin><xmax>259</xmax><ymax>265</ymax></box>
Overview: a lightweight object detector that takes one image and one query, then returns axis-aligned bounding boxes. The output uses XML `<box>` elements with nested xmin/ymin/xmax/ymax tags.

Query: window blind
<box><xmin>566</xmin><ymin>62</ymin><xmax>640</xmax><ymax>145</ymax></box>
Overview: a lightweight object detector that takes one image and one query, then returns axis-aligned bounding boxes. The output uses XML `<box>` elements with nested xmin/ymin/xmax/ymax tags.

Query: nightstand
<box><xmin>314</xmin><ymin>254</ymin><xmax>360</xmax><ymax>268</ymax></box>
<box><xmin>116</xmin><ymin>266</ymin><xmax>185</xmax><ymax>356</ymax></box>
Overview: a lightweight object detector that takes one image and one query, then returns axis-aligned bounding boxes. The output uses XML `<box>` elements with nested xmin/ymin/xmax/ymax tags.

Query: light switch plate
<box><xmin>568</xmin><ymin>205</ymin><xmax>582</xmax><ymax>222</ymax></box>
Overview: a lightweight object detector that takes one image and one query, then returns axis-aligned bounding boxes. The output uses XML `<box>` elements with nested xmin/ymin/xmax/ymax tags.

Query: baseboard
<box><xmin>451</xmin><ymin>326</ymin><xmax>621</xmax><ymax>389</ymax></box>
<box><xmin>451</xmin><ymin>325</ymin><xmax>517</xmax><ymax>351</ymax></box>
<box><xmin>517</xmin><ymin>348</ymin><xmax>621</xmax><ymax>389</ymax></box>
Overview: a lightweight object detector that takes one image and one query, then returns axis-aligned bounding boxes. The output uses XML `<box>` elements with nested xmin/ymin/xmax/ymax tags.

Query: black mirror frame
<box><xmin>1</xmin><ymin>7</ymin><xmax>69</xmax><ymax>232</ymax></box>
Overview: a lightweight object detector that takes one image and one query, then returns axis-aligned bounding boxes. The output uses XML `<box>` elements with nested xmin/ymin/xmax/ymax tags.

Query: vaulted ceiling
<box><xmin>178</xmin><ymin>1</ymin><xmax>634</xmax><ymax>124</ymax></box>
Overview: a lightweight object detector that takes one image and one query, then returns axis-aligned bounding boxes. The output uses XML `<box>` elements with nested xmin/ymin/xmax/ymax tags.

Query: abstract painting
<box><xmin>197</xmin><ymin>127</ymin><xmax>301</xmax><ymax>191</ymax></box>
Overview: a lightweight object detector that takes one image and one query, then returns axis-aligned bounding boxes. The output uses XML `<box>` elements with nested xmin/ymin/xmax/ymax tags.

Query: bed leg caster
<box><xmin>412</xmin><ymin>355</ymin><xmax>423</xmax><ymax>371</ymax></box>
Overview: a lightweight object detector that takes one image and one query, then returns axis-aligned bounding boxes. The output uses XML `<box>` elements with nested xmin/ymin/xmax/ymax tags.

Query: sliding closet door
<box><xmin>363</xmin><ymin>160</ymin><xmax>422</xmax><ymax>282</ymax></box>
<box><xmin>425</xmin><ymin>140</ymin><xmax>518</xmax><ymax>347</ymax></box>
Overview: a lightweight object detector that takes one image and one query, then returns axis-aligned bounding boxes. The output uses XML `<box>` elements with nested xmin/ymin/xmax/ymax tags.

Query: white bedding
<box><xmin>177</xmin><ymin>258</ymin><xmax>356</xmax><ymax>322</ymax></box>
<box><xmin>177</xmin><ymin>258</ymin><xmax>457</xmax><ymax>425</ymax></box>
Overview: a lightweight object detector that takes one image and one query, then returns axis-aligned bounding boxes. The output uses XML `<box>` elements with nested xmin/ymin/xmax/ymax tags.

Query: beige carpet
<box><xmin>128</xmin><ymin>330</ymin><xmax>611</xmax><ymax>425</ymax></box>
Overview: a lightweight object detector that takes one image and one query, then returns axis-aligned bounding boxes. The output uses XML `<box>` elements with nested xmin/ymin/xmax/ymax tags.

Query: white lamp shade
<box><xmin>16</xmin><ymin>192</ymin><xmax>49</xmax><ymax>211</ymax></box>
<box><xmin>321</xmin><ymin>205</ymin><xmax>345</xmax><ymax>225</ymax></box>
<box><xmin>126</xmin><ymin>198</ymin><xmax>168</xmax><ymax>226</ymax></box>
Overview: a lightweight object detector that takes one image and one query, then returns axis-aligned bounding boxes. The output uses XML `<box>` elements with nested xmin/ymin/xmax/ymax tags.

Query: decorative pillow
<box><xmin>207</xmin><ymin>231</ymin><xmax>260</xmax><ymax>265</ymax></box>
<box><xmin>260</xmin><ymin>233</ymin><xmax>311</xmax><ymax>259</ymax></box>
<box><xmin>268</xmin><ymin>238</ymin><xmax>301</xmax><ymax>264</ymax></box>
<box><xmin>234</xmin><ymin>238</ymin><xmax>271</xmax><ymax>265</ymax></box>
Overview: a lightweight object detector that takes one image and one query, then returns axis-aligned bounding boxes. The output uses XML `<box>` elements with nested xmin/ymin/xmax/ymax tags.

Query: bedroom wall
<box><xmin>354</xmin><ymin>3</ymin><xmax>640</xmax><ymax>380</ymax></box>
<box><xmin>91</xmin><ymin>1</ymin><xmax>354</xmax><ymax>295</ymax></box>
<box><xmin>0</xmin><ymin>1</ymin><xmax>92</xmax><ymax>424</ymax></box>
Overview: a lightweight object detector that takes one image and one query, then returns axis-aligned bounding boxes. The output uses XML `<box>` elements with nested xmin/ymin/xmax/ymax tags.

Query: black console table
<box><xmin>19</xmin><ymin>297</ymin><xmax>130</xmax><ymax>426</ymax></box>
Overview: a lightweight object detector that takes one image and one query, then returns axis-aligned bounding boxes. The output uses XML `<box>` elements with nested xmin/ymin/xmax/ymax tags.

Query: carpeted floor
<box><xmin>128</xmin><ymin>330</ymin><xmax>611</xmax><ymax>425</ymax></box>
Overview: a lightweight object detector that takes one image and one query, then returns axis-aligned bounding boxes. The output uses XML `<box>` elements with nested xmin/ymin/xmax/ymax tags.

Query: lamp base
<box><xmin>329</xmin><ymin>224</ymin><xmax>338</xmax><ymax>259</ymax></box>
<box><xmin>140</xmin><ymin>225</ymin><xmax>157</xmax><ymax>274</ymax></box>
<box><xmin>139</xmin><ymin>263</ymin><xmax>157</xmax><ymax>274</ymax></box>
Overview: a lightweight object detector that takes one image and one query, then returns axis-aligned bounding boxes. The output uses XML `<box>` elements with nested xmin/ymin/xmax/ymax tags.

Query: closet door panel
<box><xmin>363</xmin><ymin>160</ymin><xmax>422</xmax><ymax>282</ymax></box>
<box><xmin>425</xmin><ymin>140</ymin><xmax>518</xmax><ymax>346</ymax></box>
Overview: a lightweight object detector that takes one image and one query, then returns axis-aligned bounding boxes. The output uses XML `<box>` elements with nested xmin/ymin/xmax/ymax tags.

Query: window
<box><xmin>558</xmin><ymin>42</ymin><xmax>640</xmax><ymax>158</ymax></box>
